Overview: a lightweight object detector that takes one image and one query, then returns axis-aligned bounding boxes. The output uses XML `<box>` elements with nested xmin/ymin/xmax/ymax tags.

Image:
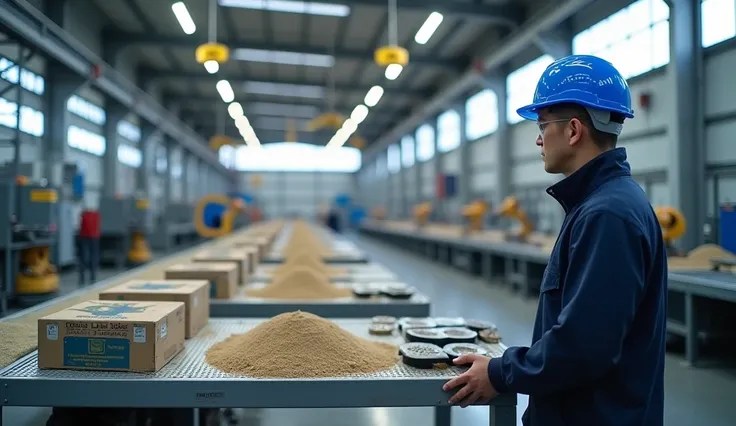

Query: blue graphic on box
<box><xmin>129</xmin><ymin>283</ymin><xmax>185</xmax><ymax>290</ymax></box>
<box><xmin>71</xmin><ymin>303</ymin><xmax>151</xmax><ymax>318</ymax></box>
<box><xmin>63</xmin><ymin>337</ymin><xmax>130</xmax><ymax>369</ymax></box>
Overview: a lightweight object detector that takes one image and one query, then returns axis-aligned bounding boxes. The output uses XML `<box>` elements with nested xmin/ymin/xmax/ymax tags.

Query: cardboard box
<box><xmin>238</xmin><ymin>236</ymin><xmax>269</xmax><ymax>259</ymax></box>
<box><xmin>165</xmin><ymin>262</ymin><xmax>238</xmax><ymax>299</ymax></box>
<box><xmin>192</xmin><ymin>250</ymin><xmax>249</xmax><ymax>285</ymax></box>
<box><xmin>230</xmin><ymin>243</ymin><xmax>260</xmax><ymax>273</ymax></box>
<box><xmin>99</xmin><ymin>280</ymin><xmax>210</xmax><ymax>339</ymax></box>
<box><xmin>38</xmin><ymin>300</ymin><xmax>185</xmax><ymax>373</ymax></box>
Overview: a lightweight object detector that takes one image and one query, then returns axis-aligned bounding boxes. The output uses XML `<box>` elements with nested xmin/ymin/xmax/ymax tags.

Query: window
<box><xmin>0</xmin><ymin>57</ymin><xmax>45</xmax><ymax>95</ymax></box>
<box><xmin>415</xmin><ymin>124</ymin><xmax>435</xmax><ymax>162</ymax></box>
<box><xmin>572</xmin><ymin>0</ymin><xmax>670</xmax><ymax>80</ymax></box>
<box><xmin>219</xmin><ymin>145</ymin><xmax>236</xmax><ymax>168</ymax></box>
<box><xmin>436</xmin><ymin>110</ymin><xmax>461</xmax><ymax>153</ymax></box>
<box><xmin>234</xmin><ymin>142</ymin><xmax>361</xmax><ymax>172</ymax></box>
<box><xmin>387</xmin><ymin>144</ymin><xmax>400</xmax><ymax>173</ymax></box>
<box><xmin>67</xmin><ymin>125</ymin><xmax>106</xmax><ymax>156</ymax></box>
<box><xmin>0</xmin><ymin>98</ymin><xmax>45</xmax><ymax>136</ymax></box>
<box><xmin>401</xmin><ymin>136</ymin><xmax>415</xmax><ymax>168</ymax></box>
<box><xmin>67</xmin><ymin>95</ymin><xmax>106</xmax><ymax>125</ymax></box>
<box><xmin>702</xmin><ymin>0</ymin><xmax>736</xmax><ymax>47</ymax></box>
<box><xmin>171</xmin><ymin>164</ymin><xmax>183</xmax><ymax>178</ymax></box>
<box><xmin>375</xmin><ymin>153</ymin><xmax>387</xmax><ymax>177</ymax></box>
<box><xmin>466</xmin><ymin>89</ymin><xmax>498</xmax><ymax>140</ymax></box>
<box><xmin>506</xmin><ymin>55</ymin><xmax>555</xmax><ymax>124</ymax></box>
<box><xmin>117</xmin><ymin>120</ymin><xmax>141</xmax><ymax>142</ymax></box>
<box><xmin>118</xmin><ymin>144</ymin><xmax>142</xmax><ymax>167</ymax></box>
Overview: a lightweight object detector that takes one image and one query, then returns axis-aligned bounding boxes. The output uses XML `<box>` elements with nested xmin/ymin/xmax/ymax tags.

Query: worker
<box><xmin>443</xmin><ymin>54</ymin><xmax>667</xmax><ymax>426</ymax></box>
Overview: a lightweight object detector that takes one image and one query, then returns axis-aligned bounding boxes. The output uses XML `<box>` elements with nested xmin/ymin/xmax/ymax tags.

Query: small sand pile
<box><xmin>669</xmin><ymin>244</ymin><xmax>736</xmax><ymax>270</ymax></box>
<box><xmin>205</xmin><ymin>311</ymin><xmax>398</xmax><ymax>378</ymax></box>
<box><xmin>273</xmin><ymin>253</ymin><xmax>346</xmax><ymax>278</ymax></box>
<box><xmin>248</xmin><ymin>266</ymin><xmax>353</xmax><ymax>300</ymax></box>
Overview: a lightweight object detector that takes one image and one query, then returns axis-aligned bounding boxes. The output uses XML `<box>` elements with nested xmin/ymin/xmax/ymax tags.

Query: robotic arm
<box><xmin>413</xmin><ymin>202</ymin><xmax>433</xmax><ymax>228</ymax></box>
<box><xmin>654</xmin><ymin>206</ymin><xmax>686</xmax><ymax>256</ymax></box>
<box><xmin>462</xmin><ymin>200</ymin><xmax>488</xmax><ymax>234</ymax></box>
<box><xmin>497</xmin><ymin>196</ymin><xmax>533</xmax><ymax>241</ymax></box>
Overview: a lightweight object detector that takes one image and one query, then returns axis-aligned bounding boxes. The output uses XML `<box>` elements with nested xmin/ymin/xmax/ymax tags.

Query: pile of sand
<box><xmin>248</xmin><ymin>266</ymin><xmax>352</xmax><ymax>300</ymax></box>
<box><xmin>669</xmin><ymin>244</ymin><xmax>736</xmax><ymax>271</ymax></box>
<box><xmin>205</xmin><ymin>311</ymin><xmax>398</xmax><ymax>378</ymax></box>
<box><xmin>273</xmin><ymin>253</ymin><xmax>346</xmax><ymax>278</ymax></box>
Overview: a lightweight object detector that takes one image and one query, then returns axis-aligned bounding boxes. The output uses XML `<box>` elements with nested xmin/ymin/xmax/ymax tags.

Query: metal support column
<box><xmin>162</xmin><ymin>137</ymin><xmax>174</xmax><ymax>251</ymax></box>
<box><xmin>137</xmin><ymin>121</ymin><xmax>157</xmax><ymax>196</ymax></box>
<box><xmin>398</xmin><ymin>140</ymin><xmax>407</xmax><ymax>217</ymax></box>
<box><xmin>414</xmin><ymin>129</ymin><xmax>422</xmax><ymax>209</ymax></box>
<box><xmin>457</xmin><ymin>103</ymin><xmax>471</xmax><ymax>206</ymax></box>
<box><xmin>432</xmin><ymin>120</ymin><xmax>443</xmax><ymax>220</ymax></box>
<box><xmin>181</xmin><ymin>150</ymin><xmax>190</xmax><ymax>203</ymax></box>
<box><xmin>481</xmin><ymin>74</ymin><xmax>511</xmax><ymax>202</ymax></box>
<box><xmin>102</xmin><ymin>99</ymin><xmax>127</xmax><ymax>197</ymax></box>
<box><xmin>669</xmin><ymin>0</ymin><xmax>705</xmax><ymax>251</ymax></box>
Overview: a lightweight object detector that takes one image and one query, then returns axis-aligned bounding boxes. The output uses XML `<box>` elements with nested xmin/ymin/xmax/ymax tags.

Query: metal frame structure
<box><xmin>359</xmin><ymin>223</ymin><xmax>736</xmax><ymax>367</ymax></box>
<box><xmin>0</xmin><ymin>318</ymin><xmax>517</xmax><ymax>426</ymax></box>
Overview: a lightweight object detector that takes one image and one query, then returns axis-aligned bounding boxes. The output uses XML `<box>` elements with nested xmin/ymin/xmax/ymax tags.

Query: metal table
<box><xmin>211</xmin><ymin>285</ymin><xmax>431</xmax><ymax>318</ymax></box>
<box><xmin>667</xmin><ymin>271</ymin><xmax>736</xmax><ymax>365</ymax></box>
<box><xmin>0</xmin><ymin>319</ymin><xmax>516</xmax><ymax>426</ymax></box>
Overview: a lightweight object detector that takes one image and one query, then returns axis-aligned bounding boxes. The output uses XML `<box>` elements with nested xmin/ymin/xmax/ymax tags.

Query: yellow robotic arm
<box><xmin>413</xmin><ymin>202</ymin><xmax>432</xmax><ymax>228</ymax></box>
<box><xmin>462</xmin><ymin>200</ymin><xmax>488</xmax><ymax>233</ymax></box>
<box><xmin>194</xmin><ymin>194</ymin><xmax>239</xmax><ymax>238</ymax></box>
<box><xmin>498</xmin><ymin>196</ymin><xmax>533</xmax><ymax>241</ymax></box>
<box><xmin>654</xmin><ymin>206</ymin><xmax>686</xmax><ymax>256</ymax></box>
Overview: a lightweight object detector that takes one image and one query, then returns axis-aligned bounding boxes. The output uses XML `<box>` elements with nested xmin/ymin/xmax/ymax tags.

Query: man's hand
<box><xmin>442</xmin><ymin>354</ymin><xmax>499</xmax><ymax>407</ymax></box>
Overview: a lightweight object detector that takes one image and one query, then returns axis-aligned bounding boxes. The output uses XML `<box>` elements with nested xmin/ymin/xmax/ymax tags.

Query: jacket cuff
<box><xmin>488</xmin><ymin>357</ymin><xmax>510</xmax><ymax>393</ymax></box>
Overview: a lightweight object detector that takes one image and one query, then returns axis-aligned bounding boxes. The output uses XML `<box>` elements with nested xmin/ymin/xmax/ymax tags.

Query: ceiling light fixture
<box><xmin>228</xmin><ymin>102</ymin><xmax>244</xmax><ymax>119</ymax></box>
<box><xmin>350</xmin><ymin>104</ymin><xmax>369</xmax><ymax>124</ymax></box>
<box><xmin>171</xmin><ymin>2</ymin><xmax>197</xmax><ymax>35</ymax></box>
<box><xmin>204</xmin><ymin>60</ymin><xmax>220</xmax><ymax>74</ymax></box>
<box><xmin>218</xmin><ymin>0</ymin><xmax>350</xmax><ymax>17</ymax></box>
<box><xmin>364</xmin><ymin>85</ymin><xmax>384</xmax><ymax>107</ymax></box>
<box><xmin>384</xmin><ymin>63</ymin><xmax>403</xmax><ymax>80</ymax></box>
<box><xmin>414</xmin><ymin>12</ymin><xmax>443</xmax><ymax>45</ymax></box>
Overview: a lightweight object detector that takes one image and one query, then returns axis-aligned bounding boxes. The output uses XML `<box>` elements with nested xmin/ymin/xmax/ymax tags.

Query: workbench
<box><xmin>0</xmin><ymin>319</ymin><xmax>517</xmax><ymax>426</ymax></box>
<box><xmin>210</xmin><ymin>285</ymin><xmax>431</xmax><ymax>317</ymax></box>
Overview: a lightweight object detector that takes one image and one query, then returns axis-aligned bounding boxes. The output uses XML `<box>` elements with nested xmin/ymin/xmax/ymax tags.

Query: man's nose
<box><xmin>536</xmin><ymin>135</ymin><xmax>543</xmax><ymax>147</ymax></box>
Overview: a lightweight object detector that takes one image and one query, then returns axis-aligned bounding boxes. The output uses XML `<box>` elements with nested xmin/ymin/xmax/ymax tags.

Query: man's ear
<box><xmin>567</xmin><ymin>118</ymin><xmax>584</xmax><ymax>146</ymax></box>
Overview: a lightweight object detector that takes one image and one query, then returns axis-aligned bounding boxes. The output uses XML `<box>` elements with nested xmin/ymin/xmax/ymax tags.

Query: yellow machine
<box><xmin>461</xmin><ymin>200</ymin><xmax>489</xmax><ymax>234</ymax></box>
<box><xmin>11</xmin><ymin>179</ymin><xmax>60</xmax><ymax>299</ymax></box>
<box><xmin>497</xmin><ymin>196</ymin><xmax>533</xmax><ymax>242</ymax></box>
<box><xmin>371</xmin><ymin>206</ymin><xmax>387</xmax><ymax>220</ymax></box>
<box><xmin>655</xmin><ymin>206</ymin><xmax>686</xmax><ymax>256</ymax></box>
<box><xmin>194</xmin><ymin>194</ymin><xmax>249</xmax><ymax>238</ymax></box>
<box><xmin>127</xmin><ymin>196</ymin><xmax>152</xmax><ymax>265</ymax></box>
<box><xmin>413</xmin><ymin>202</ymin><xmax>432</xmax><ymax>228</ymax></box>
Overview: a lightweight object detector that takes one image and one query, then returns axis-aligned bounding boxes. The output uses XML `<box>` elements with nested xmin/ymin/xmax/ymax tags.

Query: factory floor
<box><xmin>4</xmin><ymin>234</ymin><xmax>736</xmax><ymax>425</ymax></box>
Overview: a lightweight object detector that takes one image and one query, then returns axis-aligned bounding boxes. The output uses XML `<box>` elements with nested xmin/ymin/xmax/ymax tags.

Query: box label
<box><xmin>63</xmin><ymin>337</ymin><xmax>130</xmax><ymax>369</ymax></box>
<box><xmin>133</xmin><ymin>326</ymin><xmax>146</xmax><ymax>343</ymax></box>
<box><xmin>128</xmin><ymin>283</ymin><xmax>186</xmax><ymax>290</ymax></box>
<box><xmin>46</xmin><ymin>323</ymin><xmax>59</xmax><ymax>341</ymax></box>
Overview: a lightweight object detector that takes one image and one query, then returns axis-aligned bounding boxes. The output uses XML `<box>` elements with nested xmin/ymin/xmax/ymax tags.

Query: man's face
<box><xmin>535</xmin><ymin>109</ymin><xmax>573</xmax><ymax>175</ymax></box>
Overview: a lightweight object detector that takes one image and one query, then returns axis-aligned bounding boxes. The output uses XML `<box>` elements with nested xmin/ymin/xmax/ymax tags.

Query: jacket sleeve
<box><xmin>487</xmin><ymin>211</ymin><xmax>648</xmax><ymax>396</ymax></box>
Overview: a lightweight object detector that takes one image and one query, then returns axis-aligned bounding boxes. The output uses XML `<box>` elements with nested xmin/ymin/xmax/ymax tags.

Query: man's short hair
<box><xmin>546</xmin><ymin>103</ymin><xmax>625</xmax><ymax>149</ymax></box>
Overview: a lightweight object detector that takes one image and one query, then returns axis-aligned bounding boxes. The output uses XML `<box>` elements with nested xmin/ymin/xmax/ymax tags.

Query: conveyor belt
<box><xmin>0</xmin><ymin>319</ymin><xmax>515</xmax><ymax>416</ymax></box>
<box><xmin>210</xmin><ymin>285</ymin><xmax>431</xmax><ymax>317</ymax></box>
<box><xmin>262</xmin><ymin>254</ymin><xmax>369</xmax><ymax>264</ymax></box>
<box><xmin>250</xmin><ymin>271</ymin><xmax>397</xmax><ymax>282</ymax></box>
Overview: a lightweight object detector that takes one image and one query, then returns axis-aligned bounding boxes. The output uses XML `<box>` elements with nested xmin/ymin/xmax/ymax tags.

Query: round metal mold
<box><xmin>434</xmin><ymin>317</ymin><xmax>466</xmax><ymax>327</ymax></box>
<box><xmin>399</xmin><ymin>342</ymin><xmax>450</xmax><ymax>369</ymax></box>
<box><xmin>398</xmin><ymin>317</ymin><xmax>437</xmax><ymax>332</ymax></box>
<box><xmin>439</xmin><ymin>327</ymin><xmax>478</xmax><ymax>344</ymax></box>
<box><xmin>443</xmin><ymin>343</ymin><xmax>490</xmax><ymax>359</ymax></box>
<box><xmin>368</xmin><ymin>323</ymin><xmax>395</xmax><ymax>336</ymax></box>
<box><xmin>464</xmin><ymin>319</ymin><xmax>497</xmax><ymax>333</ymax></box>
<box><xmin>479</xmin><ymin>328</ymin><xmax>502</xmax><ymax>344</ymax></box>
<box><xmin>405</xmin><ymin>327</ymin><xmax>445</xmax><ymax>344</ymax></box>
<box><xmin>372</xmin><ymin>315</ymin><xmax>397</xmax><ymax>325</ymax></box>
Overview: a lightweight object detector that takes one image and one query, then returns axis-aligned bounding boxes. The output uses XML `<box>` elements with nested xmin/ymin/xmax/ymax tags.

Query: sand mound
<box><xmin>669</xmin><ymin>244</ymin><xmax>736</xmax><ymax>270</ymax></box>
<box><xmin>274</xmin><ymin>253</ymin><xmax>346</xmax><ymax>277</ymax></box>
<box><xmin>248</xmin><ymin>266</ymin><xmax>352</xmax><ymax>300</ymax></box>
<box><xmin>205</xmin><ymin>311</ymin><xmax>398</xmax><ymax>378</ymax></box>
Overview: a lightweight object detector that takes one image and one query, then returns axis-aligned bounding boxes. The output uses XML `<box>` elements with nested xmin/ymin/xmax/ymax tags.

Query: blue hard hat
<box><xmin>516</xmin><ymin>54</ymin><xmax>634</xmax><ymax>121</ymax></box>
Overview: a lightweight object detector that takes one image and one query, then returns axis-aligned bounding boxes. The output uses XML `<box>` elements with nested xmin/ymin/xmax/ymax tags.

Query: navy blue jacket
<box><xmin>487</xmin><ymin>148</ymin><xmax>667</xmax><ymax>426</ymax></box>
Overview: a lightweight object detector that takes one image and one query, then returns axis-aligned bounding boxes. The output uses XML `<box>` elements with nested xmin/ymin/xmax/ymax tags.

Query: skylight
<box><xmin>218</xmin><ymin>0</ymin><xmax>350</xmax><ymax>17</ymax></box>
<box><xmin>244</xmin><ymin>81</ymin><xmax>324</xmax><ymax>99</ymax></box>
<box><xmin>232</xmin><ymin>48</ymin><xmax>335</xmax><ymax>67</ymax></box>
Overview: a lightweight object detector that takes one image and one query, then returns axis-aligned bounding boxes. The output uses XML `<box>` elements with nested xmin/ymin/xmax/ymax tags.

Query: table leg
<box><xmin>482</xmin><ymin>253</ymin><xmax>493</xmax><ymax>281</ymax></box>
<box><xmin>684</xmin><ymin>292</ymin><xmax>698</xmax><ymax>366</ymax></box>
<box><xmin>490</xmin><ymin>405</ymin><xmax>516</xmax><ymax>426</ymax></box>
<box><xmin>434</xmin><ymin>406</ymin><xmax>451</xmax><ymax>426</ymax></box>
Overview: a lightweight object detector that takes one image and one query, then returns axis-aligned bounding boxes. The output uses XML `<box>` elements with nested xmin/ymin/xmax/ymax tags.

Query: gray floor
<box><xmin>4</xmin><ymin>234</ymin><xmax>736</xmax><ymax>425</ymax></box>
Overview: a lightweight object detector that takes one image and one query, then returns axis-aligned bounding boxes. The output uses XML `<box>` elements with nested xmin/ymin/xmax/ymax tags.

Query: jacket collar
<box><xmin>546</xmin><ymin>147</ymin><xmax>631</xmax><ymax>213</ymax></box>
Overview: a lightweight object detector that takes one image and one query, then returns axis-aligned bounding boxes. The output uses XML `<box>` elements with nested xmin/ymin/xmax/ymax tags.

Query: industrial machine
<box><xmin>99</xmin><ymin>194</ymin><xmax>152</xmax><ymax>268</ymax></box>
<box><xmin>655</xmin><ymin>206</ymin><xmax>686</xmax><ymax>256</ymax></box>
<box><xmin>461</xmin><ymin>200</ymin><xmax>489</xmax><ymax>234</ymax></box>
<box><xmin>413</xmin><ymin>202</ymin><xmax>432</xmax><ymax>228</ymax></box>
<box><xmin>0</xmin><ymin>177</ymin><xmax>60</xmax><ymax>303</ymax></box>
<box><xmin>194</xmin><ymin>193</ymin><xmax>252</xmax><ymax>238</ymax></box>
<box><xmin>497</xmin><ymin>196</ymin><xmax>533</xmax><ymax>242</ymax></box>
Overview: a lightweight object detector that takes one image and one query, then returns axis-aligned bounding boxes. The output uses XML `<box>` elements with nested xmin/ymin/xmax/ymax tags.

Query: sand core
<box><xmin>205</xmin><ymin>311</ymin><xmax>398</xmax><ymax>378</ymax></box>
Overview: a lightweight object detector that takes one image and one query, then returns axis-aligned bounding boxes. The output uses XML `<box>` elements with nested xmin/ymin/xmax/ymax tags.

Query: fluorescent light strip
<box><xmin>247</xmin><ymin>102</ymin><xmax>320</xmax><ymax>118</ymax></box>
<box><xmin>385</xmin><ymin>63</ymin><xmax>403</xmax><ymax>80</ymax></box>
<box><xmin>216</xmin><ymin>80</ymin><xmax>235</xmax><ymax>103</ymax></box>
<box><xmin>228</xmin><ymin>102</ymin><xmax>244</xmax><ymax>119</ymax></box>
<box><xmin>350</xmin><ymin>104</ymin><xmax>368</xmax><ymax>124</ymax></box>
<box><xmin>232</xmin><ymin>48</ymin><xmax>334</xmax><ymax>67</ymax></box>
<box><xmin>204</xmin><ymin>60</ymin><xmax>219</xmax><ymax>74</ymax></box>
<box><xmin>218</xmin><ymin>0</ymin><xmax>350</xmax><ymax>17</ymax></box>
<box><xmin>171</xmin><ymin>2</ymin><xmax>197</xmax><ymax>35</ymax></box>
<box><xmin>244</xmin><ymin>81</ymin><xmax>324</xmax><ymax>99</ymax></box>
<box><xmin>414</xmin><ymin>12</ymin><xmax>443</xmax><ymax>45</ymax></box>
<box><xmin>364</xmin><ymin>85</ymin><xmax>384</xmax><ymax>107</ymax></box>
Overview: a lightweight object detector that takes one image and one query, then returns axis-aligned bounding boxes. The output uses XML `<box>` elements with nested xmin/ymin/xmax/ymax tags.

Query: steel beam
<box><xmin>104</xmin><ymin>31</ymin><xmax>465</xmax><ymax>71</ymax></box>
<box><xmin>140</xmin><ymin>68</ymin><xmax>431</xmax><ymax>97</ymax></box>
<box><xmin>0</xmin><ymin>0</ymin><xmax>231</xmax><ymax>178</ymax></box>
<box><xmin>225</xmin><ymin>0</ymin><xmax>527</xmax><ymax>26</ymax></box>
